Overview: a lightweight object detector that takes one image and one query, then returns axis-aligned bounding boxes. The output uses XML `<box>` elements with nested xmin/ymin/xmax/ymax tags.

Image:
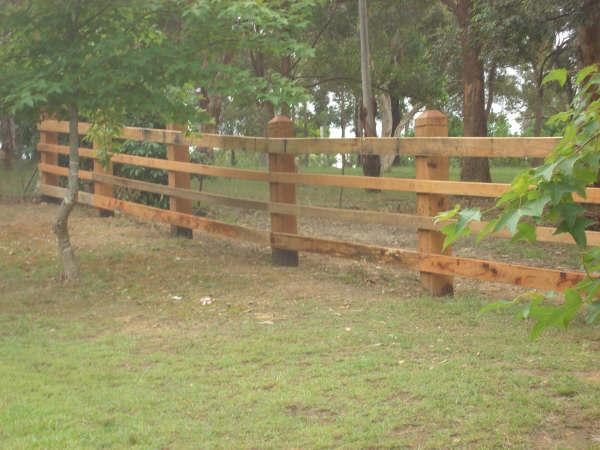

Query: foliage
<box><xmin>0</xmin><ymin>1</ymin><xmax>202</xmax><ymax>129</ymax></box>
<box><xmin>114</xmin><ymin>141</ymin><xmax>169</xmax><ymax>209</ymax></box>
<box><xmin>437</xmin><ymin>65</ymin><xmax>600</xmax><ymax>338</ymax></box>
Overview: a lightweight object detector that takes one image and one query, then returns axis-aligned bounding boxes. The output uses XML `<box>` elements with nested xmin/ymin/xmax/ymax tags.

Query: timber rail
<box><xmin>37</xmin><ymin>111</ymin><xmax>595</xmax><ymax>296</ymax></box>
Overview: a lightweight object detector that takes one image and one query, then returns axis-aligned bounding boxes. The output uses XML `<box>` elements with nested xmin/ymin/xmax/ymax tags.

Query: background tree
<box><xmin>358</xmin><ymin>0</ymin><xmax>380</xmax><ymax>178</ymax></box>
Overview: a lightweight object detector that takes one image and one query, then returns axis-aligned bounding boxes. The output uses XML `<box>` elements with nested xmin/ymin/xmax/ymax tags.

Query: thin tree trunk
<box><xmin>54</xmin><ymin>103</ymin><xmax>80</xmax><ymax>282</ymax></box>
<box><xmin>578</xmin><ymin>5</ymin><xmax>600</xmax><ymax>100</ymax></box>
<box><xmin>530</xmin><ymin>83</ymin><xmax>545</xmax><ymax>166</ymax></box>
<box><xmin>338</xmin><ymin>93</ymin><xmax>347</xmax><ymax>206</ymax></box>
<box><xmin>0</xmin><ymin>115</ymin><xmax>15</xmax><ymax>170</ymax></box>
<box><xmin>485</xmin><ymin>64</ymin><xmax>496</xmax><ymax>126</ymax></box>
<box><xmin>379</xmin><ymin>93</ymin><xmax>395</xmax><ymax>172</ymax></box>
<box><xmin>455</xmin><ymin>0</ymin><xmax>491</xmax><ymax>182</ymax></box>
<box><xmin>578</xmin><ymin>5</ymin><xmax>600</xmax><ymax>190</ymax></box>
<box><xmin>358</xmin><ymin>0</ymin><xmax>380</xmax><ymax>179</ymax></box>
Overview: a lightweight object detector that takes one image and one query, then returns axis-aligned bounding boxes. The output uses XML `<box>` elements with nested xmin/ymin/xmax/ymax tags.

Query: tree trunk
<box><xmin>54</xmin><ymin>104</ymin><xmax>80</xmax><ymax>282</ymax></box>
<box><xmin>530</xmin><ymin>83</ymin><xmax>545</xmax><ymax>166</ymax></box>
<box><xmin>578</xmin><ymin>4</ymin><xmax>600</xmax><ymax>103</ymax></box>
<box><xmin>0</xmin><ymin>115</ymin><xmax>15</xmax><ymax>170</ymax></box>
<box><xmin>578</xmin><ymin>4</ymin><xmax>600</xmax><ymax>70</ymax></box>
<box><xmin>358</xmin><ymin>0</ymin><xmax>380</xmax><ymax>179</ymax></box>
<box><xmin>379</xmin><ymin>93</ymin><xmax>395</xmax><ymax>172</ymax></box>
<box><xmin>578</xmin><ymin>5</ymin><xmax>600</xmax><ymax>190</ymax></box>
<box><xmin>456</xmin><ymin>0</ymin><xmax>491</xmax><ymax>182</ymax></box>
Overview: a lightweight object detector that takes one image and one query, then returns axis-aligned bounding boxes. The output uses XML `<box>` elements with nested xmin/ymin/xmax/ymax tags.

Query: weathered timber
<box><xmin>415</xmin><ymin>110</ymin><xmax>453</xmax><ymax>296</ymax></box>
<box><xmin>38</xmin><ymin>119</ymin><xmax>559</xmax><ymax>157</ymax></box>
<box><xmin>37</xmin><ymin>143</ymin><xmax>269</xmax><ymax>181</ymax></box>
<box><xmin>271</xmin><ymin>232</ymin><xmax>420</xmax><ymax>268</ymax></box>
<box><xmin>91</xmin><ymin>172</ymin><xmax>600</xmax><ymax>246</ymax></box>
<box><xmin>93</xmin><ymin>141</ymin><xmax>114</xmax><ymax>217</ymax></box>
<box><xmin>420</xmin><ymin>253</ymin><xmax>583</xmax><ymax>292</ymax></box>
<box><xmin>92</xmin><ymin>172</ymin><xmax>268</xmax><ymax>211</ymax></box>
<box><xmin>38</xmin><ymin>184</ymin><xmax>268</xmax><ymax>245</ymax></box>
<box><xmin>267</xmin><ymin>116</ymin><xmax>299</xmax><ymax>266</ymax></box>
<box><xmin>38</xmin><ymin>163</ymin><xmax>93</xmax><ymax>180</ymax></box>
<box><xmin>37</xmin><ymin>142</ymin><xmax>600</xmax><ymax>205</ymax></box>
<box><xmin>38</xmin><ymin>129</ymin><xmax>59</xmax><ymax>198</ymax></box>
<box><xmin>166</xmin><ymin>124</ymin><xmax>193</xmax><ymax>238</ymax></box>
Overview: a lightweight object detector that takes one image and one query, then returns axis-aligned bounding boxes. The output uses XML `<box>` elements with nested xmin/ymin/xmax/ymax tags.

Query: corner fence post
<box><xmin>93</xmin><ymin>140</ymin><xmax>114</xmax><ymax>217</ymax></box>
<box><xmin>415</xmin><ymin>110</ymin><xmax>454</xmax><ymax>296</ymax></box>
<box><xmin>38</xmin><ymin>121</ymin><xmax>59</xmax><ymax>198</ymax></box>
<box><xmin>166</xmin><ymin>123</ymin><xmax>193</xmax><ymax>238</ymax></box>
<box><xmin>267</xmin><ymin>115</ymin><xmax>299</xmax><ymax>266</ymax></box>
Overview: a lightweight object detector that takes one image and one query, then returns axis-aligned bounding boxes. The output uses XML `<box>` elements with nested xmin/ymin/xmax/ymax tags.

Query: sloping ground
<box><xmin>1</xmin><ymin>202</ymin><xmax>599</xmax><ymax>449</ymax></box>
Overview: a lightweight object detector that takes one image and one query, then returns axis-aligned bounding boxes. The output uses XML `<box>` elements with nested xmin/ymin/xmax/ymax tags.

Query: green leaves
<box><xmin>528</xmin><ymin>289</ymin><xmax>582</xmax><ymax>340</ymax></box>
<box><xmin>586</xmin><ymin>301</ymin><xmax>600</xmax><ymax>325</ymax></box>
<box><xmin>575</xmin><ymin>65</ymin><xmax>598</xmax><ymax>85</ymax></box>
<box><xmin>436</xmin><ymin>207</ymin><xmax>480</xmax><ymax>250</ymax></box>
<box><xmin>542</xmin><ymin>68</ymin><xmax>568</xmax><ymax>87</ymax></box>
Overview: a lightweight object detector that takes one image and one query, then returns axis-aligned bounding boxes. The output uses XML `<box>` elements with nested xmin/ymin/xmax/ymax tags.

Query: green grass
<box><xmin>1</xmin><ymin>202</ymin><xmax>599</xmax><ymax>449</ymax></box>
<box><xmin>0</xmin><ymin>159</ymin><xmax>38</xmax><ymax>199</ymax></box>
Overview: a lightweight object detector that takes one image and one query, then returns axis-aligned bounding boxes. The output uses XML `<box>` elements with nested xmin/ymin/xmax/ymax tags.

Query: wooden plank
<box><xmin>268</xmin><ymin>116</ymin><xmax>299</xmax><ymax>266</ymax></box>
<box><xmin>415</xmin><ymin>110</ymin><xmax>453</xmax><ymax>296</ymax></box>
<box><xmin>37</xmin><ymin>143</ymin><xmax>269</xmax><ymax>181</ymax></box>
<box><xmin>465</xmin><ymin>221</ymin><xmax>600</xmax><ymax>247</ymax></box>
<box><xmin>38</xmin><ymin>119</ymin><xmax>273</xmax><ymax>153</ymax></box>
<box><xmin>112</xmin><ymin>153</ymin><xmax>269</xmax><ymax>182</ymax></box>
<box><xmin>38</xmin><ymin>119</ymin><xmax>559</xmax><ymax>157</ymax></box>
<box><xmin>38</xmin><ymin>163</ymin><xmax>93</xmax><ymax>181</ymax></box>
<box><xmin>93</xmin><ymin>141</ymin><xmax>114</xmax><ymax>216</ymax></box>
<box><xmin>38</xmin><ymin>130</ymin><xmax>59</xmax><ymax>188</ymax></box>
<box><xmin>420</xmin><ymin>253</ymin><xmax>583</xmax><ymax>292</ymax></box>
<box><xmin>38</xmin><ymin>184</ymin><xmax>94</xmax><ymax>205</ymax></box>
<box><xmin>282</xmin><ymin>136</ymin><xmax>559</xmax><ymax>157</ymax></box>
<box><xmin>69</xmin><ymin>170</ymin><xmax>600</xmax><ymax>248</ymax></box>
<box><xmin>37</xmin><ymin>142</ymin><xmax>600</xmax><ymax>205</ymax></box>
<box><xmin>270</xmin><ymin>172</ymin><xmax>600</xmax><ymax>204</ymax></box>
<box><xmin>38</xmin><ymin>184</ymin><xmax>269</xmax><ymax>245</ymax></box>
<box><xmin>271</xmin><ymin>232</ymin><xmax>420</xmax><ymax>269</ymax></box>
<box><xmin>92</xmin><ymin>173</ymin><xmax>268</xmax><ymax>211</ymax></box>
<box><xmin>272</xmin><ymin>231</ymin><xmax>584</xmax><ymax>292</ymax></box>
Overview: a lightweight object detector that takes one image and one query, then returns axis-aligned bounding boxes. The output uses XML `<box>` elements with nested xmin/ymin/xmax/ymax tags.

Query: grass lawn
<box><xmin>0</xmin><ymin>159</ymin><xmax>38</xmax><ymax>200</ymax></box>
<box><xmin>1</xmin><ymin>196</ymin><xmax>600</xmax><ymax>449</ymax></box>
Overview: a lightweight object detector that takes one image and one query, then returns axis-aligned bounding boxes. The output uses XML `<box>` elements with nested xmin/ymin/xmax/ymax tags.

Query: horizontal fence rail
<box><xmin>38</xmin><ymin>119</ymin><xmax>560</xmax><ymax>157</ymax></box>
<box><xmin>37</xmin><ymin>142</ymin><xmax>600</xmax><ymax>204</ymax></box>
<box><xmin>36</xmin><ymin>112</ymin><xmax>591</xmax><ymax>297</ymax></box>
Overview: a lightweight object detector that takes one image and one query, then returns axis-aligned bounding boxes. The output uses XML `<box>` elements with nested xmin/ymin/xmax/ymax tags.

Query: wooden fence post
<box><xmin>415</xmin><ymin>110</ymin><xmax>454</xmax><ymax>296</ymax></box>
<box><xmin>38</xmin><ymin>121</ymin><xmax>59</xmax><ymax>198</ymax></box>
<box><xmin>268</xmin><ymin>115</ymin><xmax>299</xmax><ymax>266</ymax></box>
<box><xmin>166</xmin><ymin>124</ymin><xmax>193</xmax><ymax>238</ymax></box>
<box><xmin>93</xmin><ymin>141</ymin><xmax>114</xmax><ymax>217</ymax></box>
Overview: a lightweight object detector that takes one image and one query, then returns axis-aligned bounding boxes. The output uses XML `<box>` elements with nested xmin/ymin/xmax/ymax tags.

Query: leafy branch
<box><xmin>436</xmin><ymin>64</ymin><xmax>600</xmax><ymax>338</ymax></box>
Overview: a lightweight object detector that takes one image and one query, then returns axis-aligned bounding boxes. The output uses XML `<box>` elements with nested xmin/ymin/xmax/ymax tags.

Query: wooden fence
<box><xmin>37</xmin><ymin>111</ymin><xmax>600</xmax><ymax>296</ymax></box>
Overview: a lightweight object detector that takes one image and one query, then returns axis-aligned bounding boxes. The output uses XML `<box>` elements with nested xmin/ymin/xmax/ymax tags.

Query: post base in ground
<box><xmin>272</xmin><ymin>249</ymin><xmax>299</xmax><ymax>267</ymax></box>
<box><xmin>98</xmin><ymin>209</ymin><xmax>114</xmax><ymax>218</ymax></box>
<box><xmin>171</xmin><ymin>226</ymin><xmax>193</xmax><ymax>239</ymax></box>
<box><xmin>39</xmin><ymin>195</ymin><xmax>62</xmax><ymax>205</ymax></box>
<box><xmin>420</xmin><ymin>272</ymin><xmax>454</xmax><ymax>296</ymax></box>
